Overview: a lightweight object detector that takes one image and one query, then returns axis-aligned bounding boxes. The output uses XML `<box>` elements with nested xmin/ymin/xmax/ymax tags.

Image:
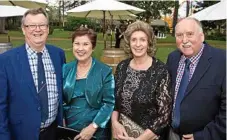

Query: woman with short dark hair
<box><xmin>63</xmin><ymin>28</ymin><xmax>115</xmax><ymax>140</ymax></box>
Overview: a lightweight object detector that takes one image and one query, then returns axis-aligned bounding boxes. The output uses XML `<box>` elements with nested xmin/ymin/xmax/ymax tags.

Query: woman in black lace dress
<box><xmin>111</xmin><ymin>21</ymin><xmax>172</xmax><ymax>140</ymax></box>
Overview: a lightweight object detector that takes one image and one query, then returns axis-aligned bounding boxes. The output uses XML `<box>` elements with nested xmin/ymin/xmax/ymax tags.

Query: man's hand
<box><xmin>74</xmin><ymin>124</ymin><xmax>97</xmax><ymax>140</ymax></box>
<box><xmin>182</xmin><ymin>134</ymin><xmax>194</xmax><ymax>140</ymax></box>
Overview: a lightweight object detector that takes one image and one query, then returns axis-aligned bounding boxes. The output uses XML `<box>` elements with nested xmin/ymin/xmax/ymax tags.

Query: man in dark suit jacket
<box><xmin>166</xmin><ymin>17</ymin><xmax>226</xmax><ymax>140</ymax></box>
<box><xmin>0</xmin><ymin>8</ymin><xmax>65</xmax><ymax>140</ymax></box>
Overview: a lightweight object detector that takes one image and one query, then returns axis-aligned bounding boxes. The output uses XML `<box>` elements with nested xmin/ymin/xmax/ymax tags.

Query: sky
<box><xmin>47</xmin><ymin>0</ymin><xmax>58</xmax><ymax>6</ymax></box>
<box><xmin>178</xmin><ymin>0</ymin><xmax>204</xmax><ymax>18</ymax></box>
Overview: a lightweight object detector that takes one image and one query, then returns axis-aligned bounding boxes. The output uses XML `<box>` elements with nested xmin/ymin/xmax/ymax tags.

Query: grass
<box><xmin>7</xmin><ymin>39</ymin><xmax>105</xmax><ymax>62</ymax></box>
<box><xmin>0</xmin><ymin>38</ymin><xmax>180</xmax><ymax>63</ymax></box>
<box><xmin>0</xmin><ymin>30</ymin><xmax>114</xmax><ymax>41</ymax></box>
<box><xmin>0</xmin><ymin>30</ymin><xmax>225</xmax><ymax>63</ymax></box>
<box><xmin>1</xmin><ymin>30</ymin><xmax>226</xmax><ymax>45</ymax></box>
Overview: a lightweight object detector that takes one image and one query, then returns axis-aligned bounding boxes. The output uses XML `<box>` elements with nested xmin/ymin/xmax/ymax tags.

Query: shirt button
<box><xmin>38</xmin><ymin>107</ymin><xmax>41</xmax><ymax>110</ymax></box>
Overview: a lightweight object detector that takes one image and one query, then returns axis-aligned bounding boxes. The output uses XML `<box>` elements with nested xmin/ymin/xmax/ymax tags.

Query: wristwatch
<box><xmin>92</xmin><ymin>122</ymin><xmax>98</xmax><ymax>129</ymax></box>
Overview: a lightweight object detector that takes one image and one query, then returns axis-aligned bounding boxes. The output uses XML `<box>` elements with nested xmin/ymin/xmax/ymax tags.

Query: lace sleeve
<box><xmin>149</xmin><ymin>69</ymin><xmax>172</xmax><ymax>135</ymax></box>
<box><xmin>114</xmin><ymin>61</ymin><xmax>123</xmax><ymax>111</ymax></box>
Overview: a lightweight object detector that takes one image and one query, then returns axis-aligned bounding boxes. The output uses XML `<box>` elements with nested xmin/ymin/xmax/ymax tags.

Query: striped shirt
<box><xmin>173</xmin><ymin>44</ymin><xmax>204</xmax><ymax>108</ymax></box>
<box><xmin>26</xmin><ymin>44</ymin><xmax>58</xmax><ymax>128</ymax></box>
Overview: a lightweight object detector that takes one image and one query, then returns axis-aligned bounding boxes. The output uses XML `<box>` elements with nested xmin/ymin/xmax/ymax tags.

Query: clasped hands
<box><xmin>112</xmin><ymin>121</ymin><xmax>159</xmax><ymax>140</ymax></box>
<box><xmin>117</xmin><ymin>134</ymin><xmax>159</xmax><ymax>140</ymax></box>
<box><xmin>74</xmin><ymin>123</ymin><xmax>96</xmax><ymax>140</ymax></box>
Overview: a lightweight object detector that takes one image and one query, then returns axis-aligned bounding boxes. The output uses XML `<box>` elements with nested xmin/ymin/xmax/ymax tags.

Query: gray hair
<box><xmin>124</xmin><ymin>20</ymin><xmax>156</xmax><ymax>57</ymax></box>
<box><xmin>175</xmin><ymin>17</ymin><xmax>203</xmax><ymax>34</ymax></box>
<box><xmin>21</xmin><ymin>8</ymin><xmax>49</xmax><ymax>26</ymax></box>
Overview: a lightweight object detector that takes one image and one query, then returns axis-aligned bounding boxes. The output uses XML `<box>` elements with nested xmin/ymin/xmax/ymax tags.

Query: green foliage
<box><xmin>206</xmin><ymin>34</ymin><xmax>226</xmax><ymax>41</ymax></box>
<box><xmin>46</xmin><ymin>6</ymin><xmax>59</xmax><ymax>23</ymax></box>
<box><xmin>5</xmin><ymin>17</ymin><xmax>21</xmax><ymax>31</ymax></box>
<box><xmin>64</xmin><ymin>16</ymin><xmax>98</xmax><ymax>31</ymax></box>
<box><xmin>48</xmin><ymin>29</ymin><xmax>72</xmax><ymax>39</ymax></box>
<box><xmin>124</xmin><ymin>1</ymin><xmax>175</xmax><ymax>22</ymax></box>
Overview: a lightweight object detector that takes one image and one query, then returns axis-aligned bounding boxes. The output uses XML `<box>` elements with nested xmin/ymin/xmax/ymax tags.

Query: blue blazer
<box><xmin>0</xmin><ymin>44</ymin><xmax>66</xmax><ymax>140</ymax></box>
<box><xmin>166</xmin><ymin>43</ymin><xmax>226</xmax><ymax>140</ymax></box>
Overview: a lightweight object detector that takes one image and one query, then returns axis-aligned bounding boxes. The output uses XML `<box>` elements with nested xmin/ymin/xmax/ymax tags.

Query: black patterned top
<box><xmin>115</xmin><ymin>58</ymin><xmax>172</xmax><ymax>135</ymax></box>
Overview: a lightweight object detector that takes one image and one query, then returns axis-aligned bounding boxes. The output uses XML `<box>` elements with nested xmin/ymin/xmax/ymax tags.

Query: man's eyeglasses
<box><xmin>24</xmin><ymin>24</ymin><xmax>48</xmax><ymax>30</ymax></box>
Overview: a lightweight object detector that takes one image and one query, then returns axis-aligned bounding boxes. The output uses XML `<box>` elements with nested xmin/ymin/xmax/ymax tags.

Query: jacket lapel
<box><xmin>19</xmin><ymin>45</ymin><xmax>38</xmax><ymax>99</ymax></box>
<box><xmin>185</xmin><ymin>44</ymin><xmax>212</xmax><ymax>96</ymax></box>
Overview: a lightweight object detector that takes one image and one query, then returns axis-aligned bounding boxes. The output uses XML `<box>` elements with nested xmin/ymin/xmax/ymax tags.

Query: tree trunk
<box><xmin>58</xmin><ymin>0</ymin><xmax>62</xmax><ymax>27</ymax></box>
<box><xmin>172</xmin><ymin>0</ymin><xmax>179</xmax><ymax>36</ymax></box>
<box><xmin>0</xmin><ymin>18</ymin><xmax>6</xmax><ymax>34</ymax></box>
<box><xmin>186</xmin><ymin>0</ymin><xmax>190</xmax><ymax>17</ymax></box>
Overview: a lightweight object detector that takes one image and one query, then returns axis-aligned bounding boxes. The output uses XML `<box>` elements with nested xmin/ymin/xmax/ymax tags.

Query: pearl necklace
<box><xmin>76</xmin><ymin>59</ymin><xmax>92</xmax><ymax>79</ymax></box>
<box><xmin>76</xmin><ymin>71</ymin><xmax>88</xmax><ymax>79</ymax></box>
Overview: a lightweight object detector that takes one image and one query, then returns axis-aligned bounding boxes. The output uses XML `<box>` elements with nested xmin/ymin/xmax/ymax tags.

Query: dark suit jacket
<box><xmin>166</xmin><ymin>43</ymin><xmax>226</xmax><ymax>140</ymax></box>
<box><xmin>0</xmin><ymin>44</ymin><xmax>66</xmax><ymax>140</ymax></box>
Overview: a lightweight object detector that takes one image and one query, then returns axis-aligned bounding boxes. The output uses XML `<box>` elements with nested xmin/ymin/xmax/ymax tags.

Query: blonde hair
<box><xmin>124</xmin><ymin>21</ymin><xmax>157</xmax><ymax>57</ymax></box>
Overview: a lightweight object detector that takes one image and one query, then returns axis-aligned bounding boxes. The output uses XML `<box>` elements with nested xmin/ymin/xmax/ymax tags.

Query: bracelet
<box><xmin>92</xmin><ymin>122</ymin><xmax>98</xmax><ymax>129</ymax></box>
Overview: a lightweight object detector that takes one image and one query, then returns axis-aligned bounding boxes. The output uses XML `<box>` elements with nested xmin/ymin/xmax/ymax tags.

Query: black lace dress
<box><xmin>114</xmin><ymin>58</ymin><xmax>172</xmax><ymax>137</ymax></box>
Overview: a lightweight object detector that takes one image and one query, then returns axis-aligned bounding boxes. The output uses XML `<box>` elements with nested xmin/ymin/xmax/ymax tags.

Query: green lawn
<box><xmin>1</xmin><ymin>30</ymin><xmax>226</xmax><ymax>46</ymax></box>
<box><xmin>0</xmin><ymin>30</ymin><xmax>225</xmax><ymax>63</ymax></box>
<box><xmin>5</xmin><ymin>38</ymin><xmax>175</xmax><ymax>63</ymax></box>
<box><xmin>0</xmin><ymin>30</ymin><xmax>114</xmax><ymax>41</ymax></box>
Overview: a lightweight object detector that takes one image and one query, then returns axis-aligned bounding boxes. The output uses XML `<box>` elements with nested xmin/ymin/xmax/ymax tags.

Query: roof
<box><xmin>150</xmin><ymin>19</ymin><xmax>168</xmax><ymax>26</ymax></box>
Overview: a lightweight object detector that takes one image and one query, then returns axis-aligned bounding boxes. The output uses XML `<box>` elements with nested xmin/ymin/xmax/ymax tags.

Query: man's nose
<box><xmin>182</xmin><ymin>34</ymin><xmax>189</xmax><ymax>43</ymax></box>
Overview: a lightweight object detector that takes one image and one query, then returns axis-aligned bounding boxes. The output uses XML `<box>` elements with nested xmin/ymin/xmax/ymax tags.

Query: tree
<box><xmin>172</xmin><ymin>0</ymin><xmax>179</xmax><ymax>36</ymax></box>
<box><xmin>57</xmin><ymin>0</ymin><xmax>90</xmax><ymax>27</ymax></box>
<box><xmin>46</xmin><ymin>6</ymin><xmax>59</xmax><ymax>26</ymax></box>
<box><xmin>0</xmin><ymin>18</ymin><xmax>6</xmax><ymax>34</ymax></box>
<box><xmin>193</xmin><ymin>1</ymin><xmax>224</xmax><ymax>36</ymax></box>
<box><xmin>123</xmin><ymin>1</ymin><xmax>175</xmax><ymax>23</ymax></box>
<box><xmin>186</xmin><ymin>0</ymin><xmax>190</xmax><ymax>17</ymax></box>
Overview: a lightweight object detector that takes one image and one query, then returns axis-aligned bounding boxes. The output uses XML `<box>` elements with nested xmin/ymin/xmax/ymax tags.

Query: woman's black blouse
<box><xmin>114</xmin><ymin>58</ymin><xmax>172</xmax><ymax>135</ymax></box>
